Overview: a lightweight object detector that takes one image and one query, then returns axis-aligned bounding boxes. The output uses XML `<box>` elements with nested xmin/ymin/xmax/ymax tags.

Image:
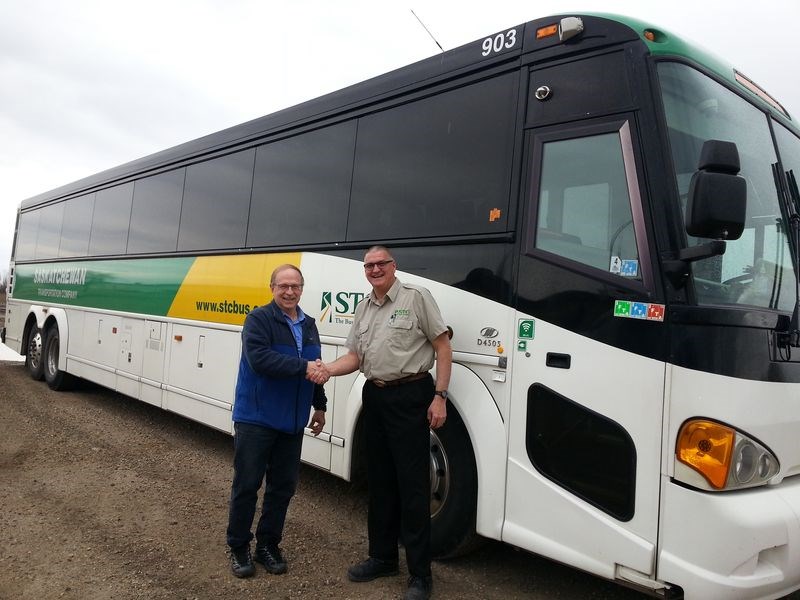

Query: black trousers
<box><xmin>363</xmin><ymin>374</ymin><xmax>434</xmax><ymax>577</ymax></box>
<box><xmin>226</xmin><ymin>422</ymin><xmax>304</xmax><ymax>550</ymax></box>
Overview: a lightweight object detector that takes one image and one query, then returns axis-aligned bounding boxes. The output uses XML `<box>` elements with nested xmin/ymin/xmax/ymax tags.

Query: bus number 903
<box><xmin>481</xmin><ymin>29</ymin><xmax>518</xmax><ymax>56</ymax></box>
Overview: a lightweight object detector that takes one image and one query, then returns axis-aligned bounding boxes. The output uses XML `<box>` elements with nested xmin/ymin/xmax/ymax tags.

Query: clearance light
<box><xmin>676</xmin><ymin>419</ymin><xmax>780</xmax><ymax>491</ymax></box>
<box><xmin>537</xmin><ymin>17</ymin><xmax>584</xmax><ymax>43</ymax></box>
<box><xmin>536</xmin><ymin>24</ymin><xmax>558</xmax><ymax>39</ymax></box>
<box><xmin>734</xmin><ymin>70</ymin><xmax>789</xmax><ymax>117</ymax></box>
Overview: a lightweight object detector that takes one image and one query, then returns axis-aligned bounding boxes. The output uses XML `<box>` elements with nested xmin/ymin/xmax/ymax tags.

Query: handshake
<box><xmin>306</xmin><ymin>359</ymin><xmax>331</xmax><ymax>385</ymax></box>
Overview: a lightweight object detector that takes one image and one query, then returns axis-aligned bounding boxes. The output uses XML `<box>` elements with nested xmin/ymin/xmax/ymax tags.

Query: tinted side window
<box><xmin>178</xmin><ymin>150</ymin><xmax>254</xmax><ymax>252</ymax></box>
<box><xmin>535</xmin><ymin>132</ymin><xmax>640</xmax><ymax>279</ymax></box>
<box><xmin>128</xmin><ymin>169</ymin><xmax>185</xmax><ymax>254</ymax></box>
<box><xmin>248</xmin><ymin>122</ymin><xmax>355</xmax><ymax>247</ymax></box>
<box><xmin>35</xmin><ymin>203</ymin><xmax>64</xmax><ymax>259</ymax></box>
<box><xmin>348</xmin><ymin>73</ymin><xmax>517</xmax><ymax>240</ymax></box>
<box><xmin>89</xmin><ymin>183</ymin><xmax>133</xmax><ymax>256</ymax></box>
<box><xmin>60</xmin><ymin>194</ymin><xmax>94</xmax><ymax>257</ymax></box>
<box><xmin>526</xmin><ymin>384</ymin><xmax>636</xmax><ymax>521</ymax></box>
<box><xmin>15</xmin><ymin>210</ymin><xmax>40</xmax><ymax>261</ymax></box>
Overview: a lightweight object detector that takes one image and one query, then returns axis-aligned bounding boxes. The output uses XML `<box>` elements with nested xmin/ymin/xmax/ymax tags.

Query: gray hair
<box><xmin>270</xmin><ymin>264</ymin><xmax>304</xmax><ymax>286</ymax></box>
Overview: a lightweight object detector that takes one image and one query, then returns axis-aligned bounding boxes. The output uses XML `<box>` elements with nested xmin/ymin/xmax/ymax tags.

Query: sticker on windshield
<box><xmin>620</xmin><ymin>260</ymin><xmax>639</xmax><ymax>277</ymax></box>
<box><xmin>611</xmin><ymin>256</ymin><xmax>638</xmax><ymax>277</ymax></box>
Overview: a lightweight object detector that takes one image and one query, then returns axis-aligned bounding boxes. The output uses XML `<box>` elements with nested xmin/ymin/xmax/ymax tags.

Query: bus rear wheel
<box><xmin>430</xmin><ymin>404</ymin><xmax>481</xmax><ymax>559</ymax></box>
<box><xmin>44</xmin><ymin>326</ymin><xmax>74</xmax><ymax>391</ymax></box>
<box><xmin>25</xmin><ymin>324</ymin><xmax>45</xmax><ymax>381</ymax></box>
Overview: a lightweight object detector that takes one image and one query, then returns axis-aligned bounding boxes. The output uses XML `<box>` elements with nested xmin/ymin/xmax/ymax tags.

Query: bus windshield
<box><xmin>658</xmin><ymin>62</ymin><xmax>797</xmax><ymax>311</ymax></box>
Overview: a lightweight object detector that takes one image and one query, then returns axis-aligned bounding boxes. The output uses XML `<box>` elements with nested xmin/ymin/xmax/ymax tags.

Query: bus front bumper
<box><xmin>658</xmin><ymin>475</ymin><xmax>800</xmax><ymax>600</ymax></box>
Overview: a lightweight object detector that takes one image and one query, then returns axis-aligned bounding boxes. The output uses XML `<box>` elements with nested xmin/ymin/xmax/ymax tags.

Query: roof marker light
<box><xmin>536</xmin><ymin>24</ymin><xmax>558</xmax><ymax>39</ymax></box>
<box><xmin>735</xmin><ymin>70</ymin><xmax>788</xmax><ymax>117</ymax></box>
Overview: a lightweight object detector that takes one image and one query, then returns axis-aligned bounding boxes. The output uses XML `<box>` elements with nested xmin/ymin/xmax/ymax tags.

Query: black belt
<box><xmin>369</xmin><ymin>372</ymin><xmax>429</xmax><ymax>388</ymax></box>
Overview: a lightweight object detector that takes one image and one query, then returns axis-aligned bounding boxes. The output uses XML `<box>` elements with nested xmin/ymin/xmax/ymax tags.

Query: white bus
<box><xmin>4</xmin><ymin>13</ymin><xmax>800</xmax><ymax>599</ymax></box>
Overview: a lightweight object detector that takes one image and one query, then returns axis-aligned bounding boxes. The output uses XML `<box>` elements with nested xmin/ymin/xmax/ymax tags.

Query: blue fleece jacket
<box><xmin>232</xmin><ymin>301</ymin><xmax>326</xmax><ymax>434</ymax></box>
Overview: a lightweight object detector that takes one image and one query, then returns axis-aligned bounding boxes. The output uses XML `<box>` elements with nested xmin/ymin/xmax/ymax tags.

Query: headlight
<box><xmin>675</xmin><ymin>419</ymin><xmax>780</xmax><ymax>491</ymax></box>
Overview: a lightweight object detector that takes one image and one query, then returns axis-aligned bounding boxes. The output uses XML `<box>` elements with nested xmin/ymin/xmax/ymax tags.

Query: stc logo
<box><xmin>321</xmin><ymin>291</ymin><xmax>367</xmax><ymax>324</ymax></box>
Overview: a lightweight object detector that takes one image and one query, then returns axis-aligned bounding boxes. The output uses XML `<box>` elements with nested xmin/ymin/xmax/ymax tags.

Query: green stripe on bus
<box><xmin>13</xmin><ymin>258</ymin><xmax>196</xmax><ymax>316</ymax></box>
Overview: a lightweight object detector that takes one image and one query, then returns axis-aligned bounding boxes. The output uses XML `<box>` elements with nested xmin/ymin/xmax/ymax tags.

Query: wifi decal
<box><xmin>517</xmin><ymin>319</ymin><xmax>535</xmax><ymax>352</ymax></box>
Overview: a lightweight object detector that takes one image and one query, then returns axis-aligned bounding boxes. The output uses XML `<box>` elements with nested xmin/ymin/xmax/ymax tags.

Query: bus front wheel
<box><xmin>430</xmin><ymin>404</ymin><xmax>481</xmax><ymax>559</ymax></box>
<box><xmin>43</xmin><ymin>326</ymin><xmax>74</xmax><ymax>391</ymax></box>
<box><xmin>25</xmin><ymin>324</ymin><xmax>45</xmax><ymax>381</ymax></box>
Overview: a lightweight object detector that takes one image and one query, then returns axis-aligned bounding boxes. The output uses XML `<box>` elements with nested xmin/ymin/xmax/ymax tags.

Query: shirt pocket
<box><xmin>387</xmin><ymin>318</ymin><xmax>415</xmax><ymax>346</ymax></box>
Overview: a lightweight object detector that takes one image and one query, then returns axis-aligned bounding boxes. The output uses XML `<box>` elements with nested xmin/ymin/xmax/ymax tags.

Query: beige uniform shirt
<box><xmin>345</xmin><ymin>278</ymin><xmax>447</xmax><ymax>382</ymax></box>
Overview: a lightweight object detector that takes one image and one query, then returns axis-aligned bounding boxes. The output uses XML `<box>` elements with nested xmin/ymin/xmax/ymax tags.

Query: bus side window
<box><xmin>15</xmin><ymin>210</ymin><xmax>40</xmax><ymax>261</ymax></box>
<box><xmin>534</xmin><ymin>132</ymin><xmax>640</xmax><ymax>279</ymax></box>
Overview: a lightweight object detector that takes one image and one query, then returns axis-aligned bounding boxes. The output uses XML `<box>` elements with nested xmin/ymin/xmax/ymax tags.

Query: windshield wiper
<box><xmin>775</xmin><ymin>166</ymin><xmax>800</xmax><ymax>349</ymax></box>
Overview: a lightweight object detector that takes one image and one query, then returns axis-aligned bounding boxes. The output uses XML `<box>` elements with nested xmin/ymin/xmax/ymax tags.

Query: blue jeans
<box><xmin>226</xmin><ymin>421</ymin><xmax>304</xmax><ymax>550</ymax></box>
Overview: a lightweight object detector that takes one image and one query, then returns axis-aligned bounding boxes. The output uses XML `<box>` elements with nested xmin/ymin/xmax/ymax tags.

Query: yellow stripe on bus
<box><xmin>167</xmin><ymin>253</ymin><xmax>302</xmax><ymax>325</ymax></box>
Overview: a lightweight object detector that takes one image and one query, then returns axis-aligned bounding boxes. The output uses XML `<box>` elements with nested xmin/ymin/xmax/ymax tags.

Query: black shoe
<box><xmin>404</xmin><ymin>575</ymin><xmax>433</xmax><ymax>600</ymax></box>
<box><xmin>229</xmin><ymin>545</ymin><xmax>255</xmax><ymax>578</ymax></box>
<box><xmin>254</xmin><ymin>544</ymin><xmax>288</xmax><ymax>574</ymax></box>
<box><xmin>347</xmin><ymin>557</ymin><xmax>399</xmax><ymax>582</ymax></box>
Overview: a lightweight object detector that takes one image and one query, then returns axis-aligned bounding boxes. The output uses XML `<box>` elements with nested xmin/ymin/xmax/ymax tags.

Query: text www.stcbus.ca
<box><xmin>195</xmin><ymin>299</ymin><xmax>252</xmax><ymax>315</ymax></box>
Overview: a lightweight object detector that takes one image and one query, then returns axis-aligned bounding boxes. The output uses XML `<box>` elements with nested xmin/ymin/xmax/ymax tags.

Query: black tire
<box><xmin>43</xmin><ymin>326</ymin><xmax>74</xmax><ymax>391</ymax></box>
<box><xmin>430</xmin><ymin>403</ymin><xmax>482</xmax><ymax>559</ymax></box>
<box><xmin>25</xmin><ymin>324</ymin><xmax>45</xmax><ymax>381</ymax></box>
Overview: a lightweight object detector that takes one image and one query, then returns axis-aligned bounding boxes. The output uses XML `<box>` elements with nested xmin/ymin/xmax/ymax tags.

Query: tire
<box><xmin>430</xmin><ymin>403</ymin><xmax>482</xmax><ymax>559</ymax></box>
<box><xmin>44</xmin><ymin>326</ymin><xmax>75</xmax><ymax>391</ymax></box>
<box><xmin>25</xmin><ymin>324</ymin><xmax>45</xmax><ymax>381</ymax></box>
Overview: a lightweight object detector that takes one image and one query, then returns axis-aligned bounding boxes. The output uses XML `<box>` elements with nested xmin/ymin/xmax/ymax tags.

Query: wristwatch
<box><xmin>434</xmin><ymin>390</ymin><xmax>448</xmax><ymax>399</ymax></box>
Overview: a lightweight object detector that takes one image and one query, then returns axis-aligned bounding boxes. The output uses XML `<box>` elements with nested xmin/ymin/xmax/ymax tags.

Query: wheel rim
<box><xmin>430</xmin><ymin>429</ymin><xmax>450</xmax><ymax>518</ymax></box>
<box><xmin>28</xmin><ymin>330</ymin><xmax>43</xmax><ymax>371</ymax></box>
<box><xmin>46</xmin><ymin>333</ymin><xmax>59</xmax><ymax>377</ymax></box>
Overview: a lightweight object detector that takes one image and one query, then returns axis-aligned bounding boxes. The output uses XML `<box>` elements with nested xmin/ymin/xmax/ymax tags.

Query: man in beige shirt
<box><xmin>321</xmin><ymin>245</ymin><xmax>452</xmax><ymax>600</ymax></box>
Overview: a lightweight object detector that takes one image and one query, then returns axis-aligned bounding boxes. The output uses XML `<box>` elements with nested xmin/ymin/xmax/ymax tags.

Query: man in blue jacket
<box><xmin>226</xmin><ymin>264</ymin><xmax>328</xmax><ymax>578</ymax></box>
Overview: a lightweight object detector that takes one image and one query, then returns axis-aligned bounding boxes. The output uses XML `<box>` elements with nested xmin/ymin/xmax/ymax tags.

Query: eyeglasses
<box><xmin>273</xmin><ymin>284</ymin><xmax>303</xmax><ymax>292</ymax></box>
<box><xmin>363</xmin><ymin>259</ymin><xmax>394</xmax><ymax>271</ymax></box>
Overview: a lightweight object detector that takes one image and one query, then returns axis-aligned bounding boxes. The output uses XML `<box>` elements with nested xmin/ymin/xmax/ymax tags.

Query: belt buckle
<box><xmin>372</xmin><ymin>379</ymin><xmax>387</xmax><ymax>388</ymax></box>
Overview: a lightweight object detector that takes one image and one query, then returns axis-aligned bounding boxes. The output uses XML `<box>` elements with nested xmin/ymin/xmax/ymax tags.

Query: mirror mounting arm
<box><xmin>662</xmin><ymin>240</ymin><xmax>727</xmax><ymax>289</ymax></box>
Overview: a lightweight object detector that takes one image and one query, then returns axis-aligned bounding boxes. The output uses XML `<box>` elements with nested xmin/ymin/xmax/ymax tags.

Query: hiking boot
<box><xmin>229</xmin><ymin>545</ymin><xmax>255</xmax><ymax>578</ymax></box>
<box><xmin>404</xmin><ymin>575</ymin><xmax>433</xmax><ymax>600</ymax></box>
<box><xmin>347</xmin><ymin>557</ymin><xmax>399</xmax><ymax>582</ymax></box>
<box><xmin>254</xmin><ymin>544</ymin><xmax>288</xmax><ymax>574</ymax></box>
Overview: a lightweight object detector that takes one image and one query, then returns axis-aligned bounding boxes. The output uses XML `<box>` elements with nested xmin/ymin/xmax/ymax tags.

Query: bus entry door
<box><xmin>503</xmin><ymin>118</ymin><xmax>665</xmax><ymax>583</ymax></box>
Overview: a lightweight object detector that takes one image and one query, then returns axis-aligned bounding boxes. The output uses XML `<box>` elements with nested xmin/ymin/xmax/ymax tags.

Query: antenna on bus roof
<box><xmin>410</xmin><ymin>9</ymin><xmax>444</xmax><ymax>53</ymax></box>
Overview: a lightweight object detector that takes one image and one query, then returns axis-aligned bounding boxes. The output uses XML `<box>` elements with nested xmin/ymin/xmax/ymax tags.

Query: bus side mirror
<box><xmin>685</xmin><ymin>140</ymin><xmax>746</xmax><ymax>240</ymax></box>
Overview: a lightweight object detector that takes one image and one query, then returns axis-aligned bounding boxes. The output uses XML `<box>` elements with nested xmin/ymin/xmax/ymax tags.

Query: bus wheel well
<box><xmin>430</xmin><ymin>401</ymin><xmax>482</xmax><ymax>558</ymax></box>
<box><xmin>22</xmin><ymin>314</ymin><xmax>38</xmax><ymax>355</ymax></box>
<box><xmin>350</xmin><ymin>412</ymin><xmax>368</xmax><ymax>489</ymax></box>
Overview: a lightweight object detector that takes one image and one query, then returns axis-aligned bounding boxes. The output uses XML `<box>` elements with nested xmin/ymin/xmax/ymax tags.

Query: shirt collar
<box><xmin>369</xmin><ymin>278</ymin><xmax>402</xmax><ymax>306</ymax></box>
<box><xmin>281</xmin><ymin>306</ymin><xmax>305</xmax><ymax>324</ymax></box>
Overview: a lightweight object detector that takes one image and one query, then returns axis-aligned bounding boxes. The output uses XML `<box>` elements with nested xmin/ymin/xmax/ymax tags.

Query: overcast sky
<box><xmin>1</xmin><ymin>0</ymin><xmax>798</xmax><ymax>274</ymax></box>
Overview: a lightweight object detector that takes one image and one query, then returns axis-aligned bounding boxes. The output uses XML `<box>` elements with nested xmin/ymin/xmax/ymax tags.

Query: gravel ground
<box><xmin>2</xmin><ymin>360</ymin><xmax>798</xmax><ymax>600</ymax></box>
